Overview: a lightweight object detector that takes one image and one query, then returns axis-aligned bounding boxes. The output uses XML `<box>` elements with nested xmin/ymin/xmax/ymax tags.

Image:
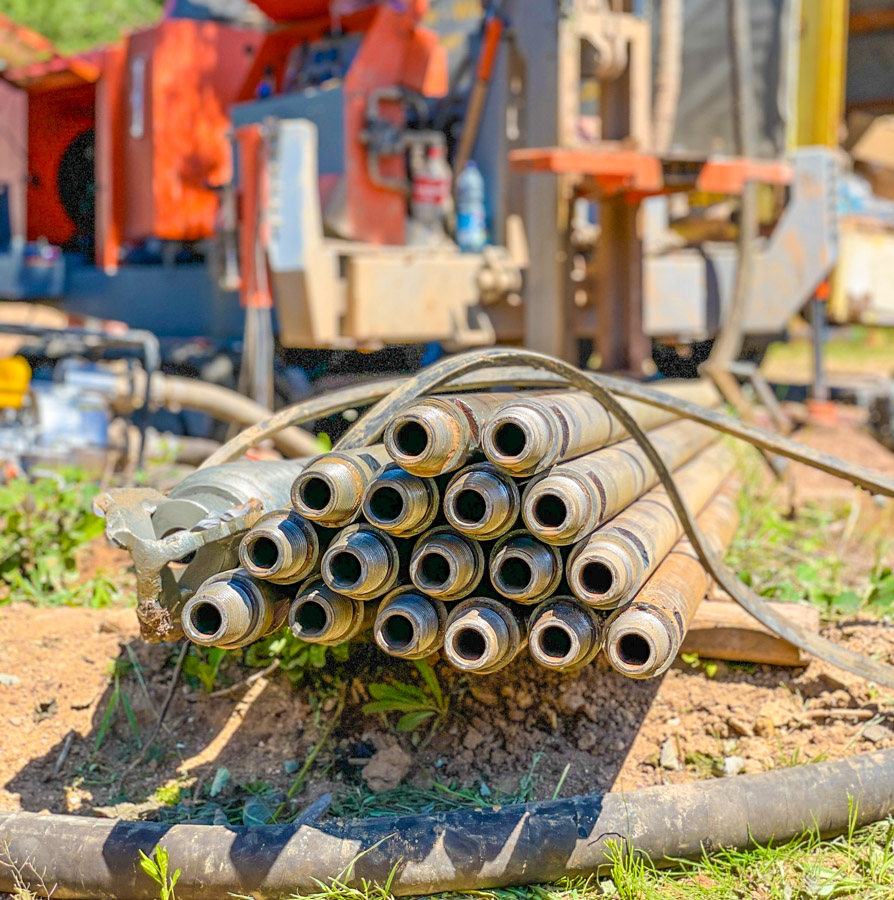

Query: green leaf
<box><xmin>414</xmin><ymin>658</ymin><xmax>443</xmax><ymax>708</ymax></box>
<box><xmin>362</xmin><ymin>699</ymin><xmax>433</xmax><ymax>714</ymax></box>
<box><xmin>397</xmin><ymin>710</ymin><xmax>435</xmax><ymax>732</ymax></box>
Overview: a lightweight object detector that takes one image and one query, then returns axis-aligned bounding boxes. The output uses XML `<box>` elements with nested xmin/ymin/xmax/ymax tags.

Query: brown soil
<box><xmin>1</xmin><ymin>419</ymin><xmax>893</xmax><ymax>819</ymax></box>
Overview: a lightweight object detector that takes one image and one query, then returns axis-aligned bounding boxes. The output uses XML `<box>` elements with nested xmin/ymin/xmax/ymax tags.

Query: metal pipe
<box><xmin>481</xmin><ymin>381</ymin><xmax>718</xmax><ymax>477</ymax></box>
<box><xmin>442</xmin><ymin>462</ymin><xmax>520</xmax><ymax>540</ymax></box>
<box><xmin>239</xmin><ymin>510</ymin><xmax>320</xmax><ymax>585</ymax></box>
<box><xmin>527</xmin><ymin>597</ymin><xmax>603</xmax><ymax>671</ymax></box>
<box><xmin>181</xmin><ymin>569</ymin><xmax>282</xmax><ymax>650</ymax></box>
<box><xmin>288</xmin><ymin>578</ymin><xmax>369</xmax><ymax>645</ymax></box>
<box><xmin>408</xmin><ymin>526</ymin><xmax>486</xmax><ymax>601</ymax></box>
<box><xmin>373</xmin><ymin>586</ymin><xmax>447</xmax><ymax>659</ymax></box>
<box><xmin>291</xmin><ymin>446</ymin><xmax>392</xmax><ymax>527</ymax></box>
<box><xmin>443</xmin><ymin>597</ymin><xmax>525</xmax><ymax>675</ymax></box>
<box><xmin>488</xmin><ymin>529</ymin><xmax>562</xmax><ymax>604</ymax></box>
<box><xmin>566</xmin><ymin>444</ymin><xmax>735</xmax><ymax>607</ymax></box>
<box><xmin>361</xmin><ymin>463</ymin><xmax>439</xmax><ymax>537</ymax></box>
<box><xmin>604</xmin><ymin>485</ymin><xmax>740</xmax><ymax>678</ymax></box>
<box><xmin>382</xmin><ymin>392</ymin><xmax>533</xmax><ymax>477</ymax></box>
<box><xmin>5</xmin><ymin>750</ymin><xmax>894</xmax><ymax>898</ymax></box>
<box><xmin>522</xmin><ymin>418</ymin><xmax>716</xmax><ymax>545</ymax></box>
<box><xmin>320</xmin><ymin>524</ymin><xmax>402</xmax><ymax>601</ymax></box>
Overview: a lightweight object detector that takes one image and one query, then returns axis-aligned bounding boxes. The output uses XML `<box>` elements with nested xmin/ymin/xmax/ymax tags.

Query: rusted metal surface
<box><xmin>442</xmin><ymin>462</ymin><xmax>520</xmax><ymax>540</ymax></box>
<box><xmin>521</xmin><ymin>418</ymin><xmax>717</xmax><ymax>545</ymax></box>
<box><xmin>526</xmin><ymin>596</ymin><xmax>603</xmax><ymax>671</ymax></box>
<box><xmin>604</xmin><ymin>483</ymin><xmax>740</xmax><ymax>678</ymax></box>
<box><xmin>481</xmin><ymin>381</ymin><xmax>719</xmax><ymax>477</ymax></box>
<box><xmin>291</xmin><ymin>446</ymin><xmax>392</xmax><ymax>527</ymax></box>
<box><xmin>443</xmin><ymin>597</ymin><xmax>526</xmax><ymax>675</ymax></box>
<box><xmin>288</xmin><ymin>578</ymin><xmax>370</xmax><ymax>646</ymax></box>
<box><xmin>361</xmin><ymin>463</ymin><xmax>439</xmax><ymax>537</ymax></box>
<box><xmin>239</xmin><ymin>510</ymin><xmax>321</xmax><ymax>584</ymax></box>
<box><xmin>373</xmin><ymin>586</ymin><xmax>447</xmax><ymax>659</ymax></box>
<box><xmin>488</xmin><ymin>529</ymin><xmax>563</xmax><ymax>604</ymax></box>
<box><xmin>408</xmin><ymin>526</ymin><xmax>485</xmax><ymax>601</ymax></box>
<box><xmin>319</xmin><ymin>524</ymin><xmax>402</xmax><ymax>601</ymax></box>
<box><xmin>566</xmin><ymin>444</ymin><xmax>734</xmax><ymax>608</ymax></box>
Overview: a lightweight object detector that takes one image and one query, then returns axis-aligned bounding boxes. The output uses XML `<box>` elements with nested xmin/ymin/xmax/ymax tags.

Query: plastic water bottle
<box><xmin>455</xmin><ymin>160</ymin><xmax>487</xmax><ymax>253</ymax></box>
<box><xmin>410</xmin><ymin>143</ymin><xmax>451</xmax><ymax>239</ymax></box>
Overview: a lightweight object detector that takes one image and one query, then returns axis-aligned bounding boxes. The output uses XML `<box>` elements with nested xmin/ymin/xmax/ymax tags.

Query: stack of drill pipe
<box><xmin>171</xmin><ymin>379</ymin><xmax>742</xmax><ymax>679</ymax></box>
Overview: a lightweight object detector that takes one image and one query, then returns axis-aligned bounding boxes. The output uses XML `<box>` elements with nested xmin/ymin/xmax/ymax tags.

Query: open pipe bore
<box><xmin>617</xmin><ymin>632</ymin><xmax>651</xmax><ymax>667</ymax></box>
<box><xmin>539</xmin><ymin>625</ymin><xmax>573</xmax><ymax>660</ymax></box>
<box><xmin>499</xmin><ymin>557</ymin><xmax>532</xmax><ymax>591</ymax></box>
<box><xmin>581</xmin><ymin>561</ymin><xmax>613</xmax><ymax>595</ymax></box>
<box><xmin>382</xmin><ymin>613</ymin><xmax>415</xmax><ymax>650</ymax></box>
<box><xmin>492</xmin><ymin>422</ymin><xmax>527</xmax><ymax>458</ymax></box>
<box><xmin>368</xmin><ymin>486</ymin><xmax>405</xmax><ymax>523</ymax></box>
<box><xmin>533</xmin><ymin>494</ymin><xmax>567</xmax><ymax>528</ymax></box>
<box><xmin>299</xmin><ymin>477</ymin><xmax>332</xmax><ymax>511</ymax></box>
<box><xmin>247</xmin><ymin>536</ymin><xmax>279</xmax><ymax>570</ymax></box>
<box><xmin>394</xmin><ymin>421</ymin><xmax>429</xmax><ymax>458</ymax></box>
<box><xmin>329</xmin><ymin>551</ymin><xmax>363</xmax><ymax>587</ymax></box>
<box><xmin>295</xmin><ymin>600</ymin><xmax>328</xmax><ymax>636</ymax></box>
<box><xmin>454</xmin><ymin>628</ymin><xmax>486</xmax><ymax>661</ymax></box>
<box><xmin>191</xmin><ymin>602</ymin><xmax>223</xmax><ymax>637</ymax></box>
<box><xmin>453</xmin><ymin>489</ymin><xmax>487</xmax><ymax>524</ymax></box>
<box><xmin>418</xmin><ymin>551</ymin><xmax>451</xmax><ymax>587</ymax></box>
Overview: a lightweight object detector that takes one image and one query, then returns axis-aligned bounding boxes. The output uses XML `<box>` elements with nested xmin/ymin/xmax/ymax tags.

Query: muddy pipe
<box><xmin>4</xmin><ymin>749</ymin><xmax>894</xmax><ymax>899</ymax></box>
<box><xmin>527</xmin><ymin>596</ymin><xmax>604</xmax><ymax>671</ymax></box>
<box><xmin>442</xmin><ymin>596</ymin><xmax>525</xmax><ymax>674</ymax></box>
<box><xmin>442</xmin><ymin>462</ymin><xmax>521</xmax><ymax>540</ymax></box>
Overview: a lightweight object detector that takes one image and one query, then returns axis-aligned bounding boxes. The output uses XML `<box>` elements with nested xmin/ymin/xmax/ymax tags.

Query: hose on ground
<box><xmin>202</xmin><ymin>347</ymin><xmax>894</xmax><ymax>685</ymax></box>
<box><xmin>2</xmin><ymin>749</ymin><xmax>893</xmax><ymax>899</ymax></box>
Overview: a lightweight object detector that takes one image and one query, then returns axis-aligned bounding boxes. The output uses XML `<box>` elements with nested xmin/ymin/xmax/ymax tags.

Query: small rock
<box><xmin>507</xmin><ymin>708</ymin><xmax>526</xmax><ymax>722</ymax></box>
<box><xmin>463</xmin><ymin>728</ymin><xmax>484</xmax><ymax>750</ymax></box>
<box><xmin>362</xmin><ymin>744</ymin><xmax>412</xmax><ymax>793</ymax></box>
<box><xmin>862</xmin><ymin>723</ymin><xmax>894</xmax><ymax>744</ymax></box>
<box><xmin>283</xmin><ymin>759</ymin><xmax>301</xmax><ymax>775</ymax></box>
<box><xmin>754</xmin><ymin>717</ymin><xmax>775</xmax><ymax>738</ymax></box>
<box><xmin>577</xmin><ymin>731</ymin><xmax>597</xmax><ymax>752</ymax></box>
<box><xmin>727</xmin><ymin>716</ymin><xmax>753</xmax><ymax>737</ymax></box>
<box><xmin>0</xmin><ymin>673</ymin><xmax>20</xmax><ymax>686</ymax></box>
<box><xmin>33</xmin><ymin>699</ymin><xmax>57</xmax><ymax>724</ymax></box>
<box><xmin>469</xmin><ymin>684</ymin><xmax>498</xmax><ymax>706</ymax></box>
<box><xmin>515</xmin><ymin>691</ymin><xmax>534</xmax><ymax>710</ymax></box>
<box><xmin>659</xmin><ymin>738</ymin><xmax>679</xmax><ymax>771</ymax></box>
<box><xmin>722</xmin><ymin>756</ymin><xmax>746</xmax><ymax>777</ymax></box>
<box><xmin>559</xmin><ymin>690</ymin><xmax>586</xmax><ymax>715</ymax></box>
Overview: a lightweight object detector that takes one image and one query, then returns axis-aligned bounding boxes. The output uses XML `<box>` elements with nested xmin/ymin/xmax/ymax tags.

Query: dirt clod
<box><xmin>361</xmin><ymin>744</ymin><xmax>412</xmax><ymax>793</ymax></box>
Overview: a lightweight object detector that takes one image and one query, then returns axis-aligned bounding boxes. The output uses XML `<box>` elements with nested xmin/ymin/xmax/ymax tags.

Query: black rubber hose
<box><xmin>2</xmin><ymin>750</ymin><xmax>894</xmax><ymax>899</ymax></box>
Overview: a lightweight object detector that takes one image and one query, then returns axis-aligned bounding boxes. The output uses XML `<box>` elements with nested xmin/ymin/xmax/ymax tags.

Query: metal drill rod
<box><xmin>383</xmin><ymin>392</ymin><xmax>543</xmax><ymax>478</ymax></box>
<box><xmin>373</xmin><ymin>586</ymin><xmax>447</xmax><ymax>659</ymax></box>
<box><xmin>482</xmin><ymin>380</ymin><xmax>719</xmax><ymax>477</ymax></box>
<box><xmin>522</xmin><ymin>418</ymin><xmax>717</xmax><ymax>545</ymax></box>
<box><xmin>361</xmin><ymin>463</ymin><xmax>440</xmax><ymax>538</ymax></box>
<box><xmin>291</xmin><ymin>445</ymin><xmax>392</xmax><ymax>528</ymax></box>
<box><xmin>442</xmin><ymin>462</ymin><xmax>521</xmax><ymax>540</ymax></box>
<box><xmin>320</xmin><ymin>524</ymin><xmax>403</xmax><ymax>601</ymax></box>
<box><xmin>288</xmin><ymin>578</ymin><xmax>371</xmax><ymax>645</ymax></box>
<box><xmin>181</xmin><ymin>568</ymin><xmax>284</xmax><ymax>650</ymax></box>
<box><xmin>408</xmin><ymin>525</ymin><xmax>486</xmax><ymax>601</ymax></box>
<box><xmin>488</xmin><ymin>528</ymin><xmax>563</xmax><ymax>604</ymax></box>
<box><xmin>566</xmin><ymin>444</ymin><xmax>735</xmax><ymax>608</ymax></box>
<box><xmin>604</xmin><ymin>484</ymin><xmax>740</xmax><ymax>679</ymax></box>
<box><xmin>443</xmin><ymin>597</ymin><xmax>526</xmax><ymax>675</ymax></box>
<box><xmin>527</xmin><ymin>596</ymin><xmax>604</xmax><ymax>671</ymax></box>
<box><xmin>239</xmin><ymin>509</ymin><xmax>321</xmax><ymax>585</ymax></box>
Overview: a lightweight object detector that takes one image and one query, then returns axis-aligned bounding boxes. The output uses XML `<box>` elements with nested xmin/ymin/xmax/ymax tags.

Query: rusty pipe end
<box><xmin>289</xmin><ymin>579</ymin><xmax>363</xmax><ymax>645</ymax></box>
<box><xmin>481</xmin><ymin>404</ymin><xmax>553</xmax><ymax>475</ymax></box>
<box><xmin>182</xmin><ymin>569</ymin><xmax>273</xmax><ymax>649</ymax></box>
<box><xmin>383</xmin><ymin>405</ymin><xmax>466</xmax><ymax>477</ymax></box>
<box><xmin>443</xmin><ymin>598</ymin><xmax>521</xmax><ymax>675</ymax></box>
<box><xmin>528</xmin><ymin>598</ymin><xmax>603</xmax><ymax>670</ymax></box>
<box><xmin>291</xmin><ymin>458</ymin><xmax>364</xmax><ymax>527</ymax></box>
<box><xmin>522</xmin><ymin>474</ymin><xmax>597</xmax><ymax>545</ymax></box>
<box><xmin>362</xmin><ymin>464</ymin><xmax>438</xmax><ymax>537</ymax></box>
<box><xmin>239</xmin><ymin>511</ymin><xmax>319</xmax><ymax>584</ymax></box>
<box><xmin>567</xmin><ymin>539</ymin><xmax>640</xmax><ymax>609</ymax></box>
<box><xmin>489</xmin><ymin>530</ymin><xmax>562</xmax><ymax>603</ymax></box>
<box><xmin>409</xmin><ymin>528</ymin><xmax>485</xmax><ymax>600</ymax></box>
<box><xmin>321</xmin><ymin>525</ymin><xmax>400</xmax><ymax>601</ymax></box>
<box><xmin>604</xmin><ymin>608</ymin><xmax>673</xmax><ymax>679</ymax></box>
<box><xmin>443</xmin><ymin>464</ymin><xmax>520</xmax><ymax>540</ymax></box>
<box><xmin>374</xmin><ymin>587</ymin><xmax>446</xmax><ymax>659</ymax></box>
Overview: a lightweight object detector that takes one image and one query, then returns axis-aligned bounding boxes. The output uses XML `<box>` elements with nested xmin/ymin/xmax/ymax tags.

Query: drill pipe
<box><xmin>488</xmin><ymin>529</ymin><xmax>562</xmax><ymax>604</ymax></box>
<box><xmin>408</xmin><ymin>526</ymin><xmax>486</xmax><ymax>601</ymax></box>
<box><xmin>291</xmin><ymin>445</ymin><xmax>392</xmax><ymax>527</ymax></box>
<box><xmin>442</xmin><ymin>462</ymin><xmax>521</xmax><ymax>540</ymax></box>
<box><xmin>604</xmin><ymin>484</ymin><xmax>740</xmax><ymax>679</ymax></box>
<box><xmin>482</xmin><ymin>380</ymin><xmax>719</xmax><ymax>477</ymax></box>
<box><xmin>373</xmin><ymin>586</ymin><xmax>447</xmax><ymax>659</ymax></box>
<box><xmin>181</xmin><ymin>569</ymin><xmax>283</xmax><ymax>649</ymax></box>
<box><xmin>361</xmin><ymin>463</ymin><xmax>439</xmax><ymax>537</ymax></box>
<box><xmin>527</xmin><ymin>596</ymin><xmax>604</xmax><ymax>671</ymax></box>
<box><xmin>383</xmin><ymin>392</ymin><xmax>536</xmax><ymax>477</ymax></box>
<box><xmin>566</xmin><ymin>443</ymin><xmax>735</xmax><ymax>608</ymax></box>
<box><xmin>288</xmin><ymin>578</ymin><xmax>370</xmax><ymax>645</ymax></box>
<box><xmin>522</xmin><ymin>418</ymin><xmax>716</xmax><ymax>545</ymax></box>
<box><xmin>443</xmin><ymin>597</ymin><xmax>526</xmax><ymax>675</ymax></box>
<box><xmin>238</xmin><ymin>510</ymin><xmax>321</xmax><ymax>585</ymax></box>
<box><xmin>320</xmin><ymin>524</ymin><xmax>402</xmax><ymax>601</ymax></box>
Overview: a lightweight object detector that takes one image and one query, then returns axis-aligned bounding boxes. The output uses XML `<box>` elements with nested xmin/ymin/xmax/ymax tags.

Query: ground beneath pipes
<box><xmin>1</xmin><ymin>416</ymin><xmax>893</xmax><ymax>821</ymax></box>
